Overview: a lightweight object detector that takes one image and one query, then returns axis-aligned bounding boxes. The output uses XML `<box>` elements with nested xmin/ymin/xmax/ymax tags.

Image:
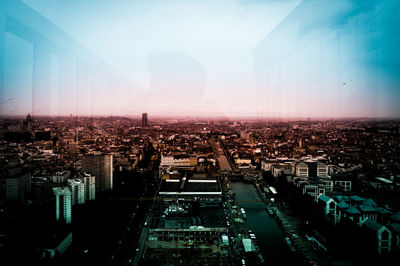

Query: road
<box><xmin>109</xmin><ymin>191</ymin><xmax>148</xmax><ymax>266</ymax></box>
<box><xmin>131</xmin><ymin>168</ymin><xmax>163</xmax><ymax>266</ymax></box>
<box><xmin>132</xmin><ymin>215</ymin><xmax>150</xmax><ymax>265</ymax></box>
<box><xmin>109</xmin><ymin>150</ymin><xmax>158</xmax><ymax>266</ymax></box>
<box><xmin>220</xmin><ymin>177</ymin><xmax>246</xmax><ymax>265</ymax></box>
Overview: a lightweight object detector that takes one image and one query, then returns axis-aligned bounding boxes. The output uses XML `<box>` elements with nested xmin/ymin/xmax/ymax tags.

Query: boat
<box><xmin>258</xmin><ymin>254</ymin><xmax>265</xmax><ymax>264</ymax></box>
<box><xmin>240</xmin><ymin>208</ymin><xmax>247</xmax><ymax>219</ymax></box>
<box><xmin>248</xmin><ymin>233</ymin><xmax>264</xmax><ymax>264</ymax></box>
<box><xmin>285</xmin><ymin>237</ymin><xmax>296</xmax><ymax>252</ymax></box>
<box><xmin>265</xmin><ymin>206</ymin><xmax>274</xmax><ymax>216</ymax></box>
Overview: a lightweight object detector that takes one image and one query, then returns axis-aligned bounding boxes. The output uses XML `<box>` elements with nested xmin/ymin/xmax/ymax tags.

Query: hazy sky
<box><xmin>1</xmin><ymin>0</ymin><xmax>399</xmax><ymax>117</ymax></box>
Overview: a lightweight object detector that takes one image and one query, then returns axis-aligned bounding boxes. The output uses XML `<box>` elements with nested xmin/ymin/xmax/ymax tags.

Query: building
<box><xmin>317</xmin><ymin>194</ymin><xmax>337</xmax><ymax>224</ymax></box>
<box><xmin>23</xmin><ymin>113</ymin><xmax>34</xmax><ymax>130</ymax></box>
<box><xmin>321</xmin><ymin>177</ymin><xmax>333</xmax><ymax>193</ymax></box>
<box><xmin>240</xmin><ymin>130</ymin><xmax>250</xmax><ymax>139</ymax></box>
<box><xmin>144</xmin><ymin>177</ymin><xmax>228</xmax><ymax>264</ymax></box>
<box><xmin>52</xmin><ymin>171</ymin><xmax>71</xmax><ymax>183</ymax></box>
<box><xmin>43</xmin><ymin>231</ymin><xmax>73</xmax><ymax>259</ymax></box>
<box><xmin>333</xmin><ymin>178</ymin><xmax>352</xmax><ymax>192</ymax></box>
<box><xmin>295</xmin><ymin>162</ymin><xmax>309</xmax><ymax>177</ymax></box>
<box><xmin>317</xmin><ymin>163</ymin><xmax>329</xmax><ymax>178</ymax></box>
<box><xmin>330</xmin><ymin>196</ymin><xmax>390</xmax><ymax>227</ymax></box>
<box><xmin>160</xmin><ymin>154</ymin><xmax>193</xmax><ymax>167</ymax></box>
<box><xmin>6</xmin><ymin>171</ymin><xmax>31</xmax><ymax>201</ymax></box>
<box><xmin>78</xmin><ymin>172</ymin><xmax>96</xmax><ymax>201</ymax></box>
<box><xmin>158</xmin><ymin>176</ymin><xmax>222</xmax><ymax>200</ymax></box>
<box><xmin>388</xmin><ymin>223</ymin><xmax>400</xmax><ymax>251</ymax></box>
<box><xmin>67</xmin><ymin>179</ymin><xmax>85</xmax><ymax>205</ymax></box>
<box><xmin>81</xmin><ymin>154</ymin><xmax>113</xmax><ymax>192</ymax></box>
<box><xmin>361</xmin><ymin>219</ymin><xmax>392</xmax><ymax>254</ymax></box>
<box><xmin>53</xmin><ymin>187</ymin><xmax>72</xmax><ymax>224</ymax></box>
<box><xmin>242</xmin><ymin>238</ymin><xmax>256</xmax><ymax>253</ymax></box>
<box><xmin>142</xmin><ymin>113</ymin><xmax>148</xmax><ymax>127</ymax></box>
<box><xmin>150</xmin><ymin>225</ymin><xmax>228</xmax><ymax>243</ymax></box>
<box><xmin>302</xmin><ymin>183</ymin><xmax>325</xmax><ymax>200</ymax></box>
<box><xmin>235</xmin><ymin>158</ymin><xmax>253</xmax><ymax>169</ymax></box>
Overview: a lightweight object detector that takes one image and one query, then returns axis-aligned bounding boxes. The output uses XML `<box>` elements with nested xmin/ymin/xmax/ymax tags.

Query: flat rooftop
<box><xmin>159</xmin><ymin>177</ymin><xmax>222</xmax><ymax>198</ymax></box>
<box><xmin>154</xmin><ymin>201</ymin><xmax>226</xmax><ymax>229</ymax></box>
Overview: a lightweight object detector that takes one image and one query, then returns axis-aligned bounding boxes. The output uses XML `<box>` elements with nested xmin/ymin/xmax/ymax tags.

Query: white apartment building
<box><xmin>79</xmin><ymin>172</ymin><xmax>96</xmax><ymax>201</ymax></box>
<box><xmin>67</xmin><ymin>179</ymin><xmax>85</xmax><ymax>205</ymax></box>
<box><xmin>53</xmin><ymin>187</ymin><xmax>72</xmax><ymax>224</ymax></box>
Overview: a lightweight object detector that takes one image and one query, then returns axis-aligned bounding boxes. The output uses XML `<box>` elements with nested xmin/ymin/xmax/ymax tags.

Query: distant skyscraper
<box><xmin>23</xmin><ymin>113</ymin><xmax>33</xmax><ymax>129</ymax></box>
<box><xmin>81</xmin><ymin>154</ymin><xmax>113</xmax><ymax>192</ymax></box>
<box><xmin>240</xmin><ymin>130</ymin><xmax>250</xmax><ymax>139</ymax></box>
<box><xmin>79</xmin><ymin>172</ymin><xmax>96</xmax><ymax>201</ymax></box>
<box><xmin>67</xmin><ymin>179</ymin><xmax>85</xmax><ymax>205</ymax></box>
<box><xmin>142</xmin><ymin>113</ymin><xmax>148</xmax><ymax>127</ymax></box>
<box><xmin>53</xmin><ymin>187</ymin><xmax>72</xmax><ymax>224</ymax></box>
<box><xmin>298</xmin><ymin>138</ymin><xmax>303</xmax><ymax>148</ymax></box>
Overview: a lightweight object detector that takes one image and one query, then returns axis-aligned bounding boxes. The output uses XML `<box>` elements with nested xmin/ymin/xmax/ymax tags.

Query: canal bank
<box><xmin>231</xmin><ymin>182</ymin><xmax>295</xmax><ymax>265</ymax></box>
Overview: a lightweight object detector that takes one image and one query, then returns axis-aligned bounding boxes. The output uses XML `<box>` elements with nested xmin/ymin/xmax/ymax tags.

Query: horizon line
<box><xmin>1</xmin><ymin>114</ymin><xmax>400</xmax><ymax>121</ymax></box>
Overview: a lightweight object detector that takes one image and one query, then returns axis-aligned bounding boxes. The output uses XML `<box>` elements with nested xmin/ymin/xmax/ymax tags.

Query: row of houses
<box><xmin>297</xmin><ymin>176</ymin><xmax>352</xmax><ymax>200</ymax></box>
<box><xmin>317</xmin><ymin>194</ymin><xmax>400</xmax><ymax>254</ymax></box>
<box><xmin>262</xmin><ymin>159</ymin><xmax>331</xmax><ymax>178</ymax></box>
<box><xmin>262</xmin><ymin>159</ymin><xmax>353</xmax><ymax>199</ymax></box>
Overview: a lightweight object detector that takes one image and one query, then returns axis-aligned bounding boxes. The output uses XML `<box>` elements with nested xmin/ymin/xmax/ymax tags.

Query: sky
<box><xmin>1</xmin><ymin>0</ymin><xmax>399</xmax><ymax>118</ymax></box>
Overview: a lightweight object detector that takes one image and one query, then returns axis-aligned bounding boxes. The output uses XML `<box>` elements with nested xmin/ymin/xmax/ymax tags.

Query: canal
<box><xmin>231</xmin><ymin>182</ymin><xmax>293</xmax><ymax>265</ymax></box>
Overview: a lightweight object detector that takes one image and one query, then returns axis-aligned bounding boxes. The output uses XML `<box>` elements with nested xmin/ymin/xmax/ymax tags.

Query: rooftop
<box><xmin>318</xmin><ymin>194</ymin><xmax>332</xmax><ymax>203</ymax></box>
<box><xmin>363</xmin><ymin>219</ymin><xmax>383</xmax><ymax>232</ymax></box>
<box><xmin>52</xmin><ymin>187</ymin><xmax>71</xmax><ymax>195</ymax></box>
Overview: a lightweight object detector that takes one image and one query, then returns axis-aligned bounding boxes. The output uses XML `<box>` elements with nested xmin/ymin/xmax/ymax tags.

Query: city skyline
<box><xmin>2</xmin><ymin>115</ymin><xmax>399</xmax><ymax>265</ymax></box>
<box><xmin>1</xmin><ymin>0</ymin><xmax>400</xmax><ymax>118</ymax></box>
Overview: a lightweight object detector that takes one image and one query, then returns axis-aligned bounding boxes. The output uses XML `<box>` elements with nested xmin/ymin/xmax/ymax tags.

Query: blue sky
<box><xmin>1</xmin><ymin>0</ymin><xmax>399</xmax><ymax>117</ymax></box>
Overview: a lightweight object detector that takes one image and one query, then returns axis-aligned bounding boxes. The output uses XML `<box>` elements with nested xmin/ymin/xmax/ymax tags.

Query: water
<box><xmin>231</xmin><ymin>182</ymin><xmax>292</xmax><ymax>265</ymax></box>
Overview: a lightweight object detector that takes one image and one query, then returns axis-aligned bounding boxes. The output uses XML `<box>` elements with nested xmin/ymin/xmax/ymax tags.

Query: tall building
<box><xmin>52</xmin><ymin>171</ymin><xmax>71</xmax><ymax>183</ymax></box>
<box><xmin>53</xmin><ymin>187</ymin><xmax>72</xmax><ymax>224</ymax></box>
<box><xmin>142</xmin><ymin>113</ymin><xmax>148</xmax><ymax>127</ymax></box>
<box><xmin>81</xmin><ymin>154</ymin><xmax>113</xmax><ymax>192</ymax></box>
<box><xmin>67</xmin><ymin>179</ymin><xmax>85</xmax><ymax>205</ymax></box>
<box><xmin>240</xmin><ymin>130</ymin><xmax>250</xmax><ymax>139</ymax></box>
<box><xmin>23</xmin><ymin>113</ymin><xmax>33</xmax><ymax>129</ymax></box>
<box><xmin>6</xmin><ymin>169</ymin><xmax>31</xmax><ymax>201</ymax></box>
<box><xmin>78</xmin><ymin>172</ymin><xmax>96</xmax><ymax>201</ymax></box>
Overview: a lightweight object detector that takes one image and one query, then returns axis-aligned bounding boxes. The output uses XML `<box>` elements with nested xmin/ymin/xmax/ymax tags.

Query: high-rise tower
<box><xmin>53</xmin><ymin>187</ymin><xmax>72</xmax><ymax>224</ymax></box>
<box><xmin>79</xmin><ymin>172</ymin><xmax>96</xmax><ymax>201</ymax></box>
<box><xmin>81</xmin><ymin>154</ymin><xmax>113</xmax><ymax>192</ymax></box>
<box><xmin>142</xmin><ymin>113</ymin><xmax>148</xmax><ymax>127</ymax></box>
<box><xmin>67</xmin><ymin>179</ymin><xmax>85</xmax><ymax>205</ymax></box>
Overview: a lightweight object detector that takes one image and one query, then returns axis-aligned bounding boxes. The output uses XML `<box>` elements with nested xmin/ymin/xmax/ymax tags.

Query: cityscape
<box><xmin>1</xmin><ymin>1</ymin><xmax>400</xmax><ymax>266</ymax></box>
